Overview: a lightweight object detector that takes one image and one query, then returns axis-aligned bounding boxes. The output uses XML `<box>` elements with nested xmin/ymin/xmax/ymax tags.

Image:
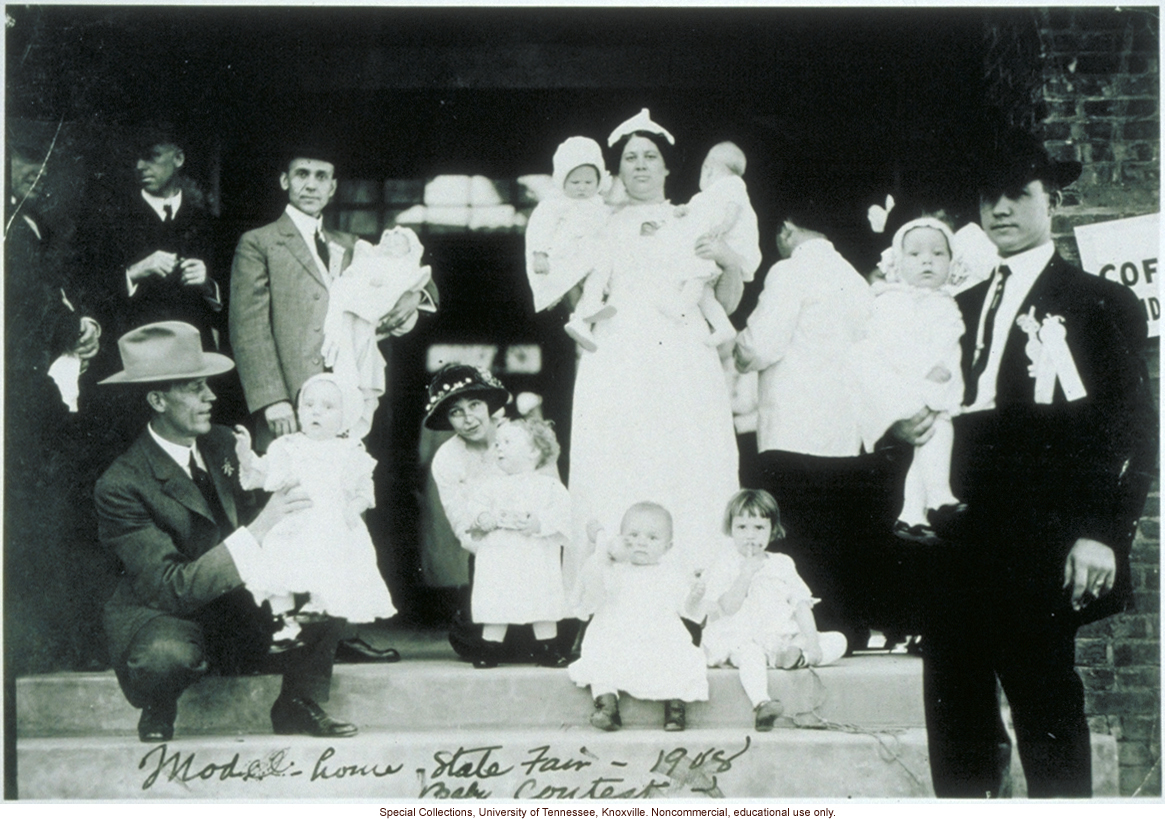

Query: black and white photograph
<box><xmin>3</xmin><ymin>3</ymin><xmax>1160</xmax><ymax>803</ymax></box>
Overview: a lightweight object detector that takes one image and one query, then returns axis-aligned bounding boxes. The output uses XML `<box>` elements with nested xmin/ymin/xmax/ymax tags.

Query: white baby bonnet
<box><xmin>551</xmin><ymin>135</ymin><xmax>610</xmax><ymax>195</ymax></box>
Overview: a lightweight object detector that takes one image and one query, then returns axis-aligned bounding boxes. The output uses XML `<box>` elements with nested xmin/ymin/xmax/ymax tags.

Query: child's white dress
<box><xmin>700</xmin><ymin>548</ymin><xmax>818</xmax><ymax>667</ymax></box>
<box><xmin>238</xmin><ymin>434</ymin><xmax>397</xmax><ymax>623</ymax></box>
<box><xmin>853</xmin><ymin>281</ymin><xmax>965</xmax><ymax>448</ymax></box>
<box><xmin>524</xmin><ymin>195</ymin><xmax>610</xmax><ymax>312</ymax></box>
<box><xmin>465</xmin><ymin>471</ymin><xmax>571</xmax><ymax>625</ymax></box>
<box><xmin>568</xmin><ymin>553</ymin><xmax>709</xmax><ymax>702</ymax></box>
<box><xmin>325</xmin><ymin>232</ymin><xmax>432</xmax><ymax>439</ymax></box>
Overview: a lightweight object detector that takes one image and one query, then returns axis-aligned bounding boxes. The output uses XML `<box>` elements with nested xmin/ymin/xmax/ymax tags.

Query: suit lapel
<box><xmin>276</xmin><ymin>212</ymin><xmax>330</xmax><ymax>290</ymax></box>
<box><xmin>140</xmin><ymin>430</ymin><xmax>217</xmax><ymax>525</ymax></box>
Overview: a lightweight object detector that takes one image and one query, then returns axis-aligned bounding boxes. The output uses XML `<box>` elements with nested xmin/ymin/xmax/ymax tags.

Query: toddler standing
<box><xmin>524</xmin><ymin>136</ymin><xmax>614</xmax><ymax>352</ymax></box>
<box><xmin>699</xmin><ymin>490</ymin><xmax>847</xmax><ymax>731</ymax></box>
<box><xmin>853</xmin><ymin>217</ymin><xmax>966</xmax><ymax>543</ymax></box>
<box><xmin>569</xmin><ymin>502</ymin><xmax>708</xmax><ymax>731</ymax></box>
<box><xmin>464</xmin><ymin>418</ymin><xmax>572</xmax><ymax>668</ymax></box>
<box><xmin>670</xmin><ymin>141</ymin><xmax>761</xmax><ymax>346</ymax></box>
<box><xmin>232</xmin><ymin>373</ymin><xmax>396</xmax><ymax>643</ymax></box>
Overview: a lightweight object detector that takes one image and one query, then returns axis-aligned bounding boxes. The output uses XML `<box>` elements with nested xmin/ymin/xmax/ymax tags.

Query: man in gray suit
<box><xmin>230</xmin><ymin>148</ymin><xmax>436</xmax><ymax>450</ymax></box>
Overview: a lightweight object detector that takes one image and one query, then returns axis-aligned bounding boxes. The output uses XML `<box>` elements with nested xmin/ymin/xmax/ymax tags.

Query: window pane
<box><xmin>384</xmin><ymin>179</ymin><xmax>423</xmax><ymax>205</ymax></box>
<box><xmin>338</xmin><ymin>210</ymin><xmax>380</xmax><ymax>236</ymax></box>
<box><xmin>338</xmin><ymin>180</ymin><xmax>380</xmax><ymax>204</ymax></box>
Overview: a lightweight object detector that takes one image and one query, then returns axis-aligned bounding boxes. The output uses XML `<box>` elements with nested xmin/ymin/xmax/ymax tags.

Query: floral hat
<box><xmin>423</xmin><ymin>363</ymin><xmax>511</xmax><ymax>431</ymax></box>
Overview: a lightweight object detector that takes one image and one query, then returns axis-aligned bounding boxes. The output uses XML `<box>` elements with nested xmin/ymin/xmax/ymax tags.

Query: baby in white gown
<box><xmin>322</xmin><ymin>226</ymin><xmax>432</xmax><ymax>439</ymax></box>
<box><xmin>233</xmin><ymin>373</ymin><xmax>396</xmax><ymax>645</ymax></box>
<box><xmin>569</xmin><ymin>502</ymin><xmax>708</xmax><ymax>732</ymax></box>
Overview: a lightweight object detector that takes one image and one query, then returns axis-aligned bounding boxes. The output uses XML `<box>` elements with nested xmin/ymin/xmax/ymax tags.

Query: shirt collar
<box><xmin>140</xmin><ymin>187</ymin><xmax>182</xmax><ymax>220</ymax></box>
<box><xmin>997</xmin><ymin>240</ymin><xmax>1054</xmax><ymax>281</ymax></box>
<box><xmin>284</xmin><ymin>203</ymin><xmax>324</xmax><ymax>238</ymax></box>
<box><xmin>147</xmin><ymin>422</ymin><xmax>203</xmax><ymax>477</ymax></box>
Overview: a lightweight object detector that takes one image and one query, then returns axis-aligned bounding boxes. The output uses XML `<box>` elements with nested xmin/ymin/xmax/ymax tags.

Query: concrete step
<box><xmin>17</xmin><ymin>656</ymin><xmax>925</xmax><ymax>738</ymax></box>
<box><xmin>16</xmin><ymin>726</ymin><xmax>937</xmax><ymax>799</ymax></box>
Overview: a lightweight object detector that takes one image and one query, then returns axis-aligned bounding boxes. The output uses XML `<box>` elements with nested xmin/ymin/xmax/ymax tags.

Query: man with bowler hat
<box><xmin>895</xmin><ymin>127</ymin><xmax>1156</xmax><ymax>796</ymax></box>
<box><xmin>95</xmin><ymin>321</ymin><xmax>358</xmax><ymax>742</ymax></box>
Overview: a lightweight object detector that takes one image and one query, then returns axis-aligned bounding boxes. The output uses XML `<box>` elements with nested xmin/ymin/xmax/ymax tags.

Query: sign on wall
<box><xmin>1074</xmin><ymin>213</ymin><xmax>1160</xmax><ymax>338</ymax></box>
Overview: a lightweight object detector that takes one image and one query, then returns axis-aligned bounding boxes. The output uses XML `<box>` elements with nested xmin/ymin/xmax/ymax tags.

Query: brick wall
<box><xmin>986</xmin><ymin>6</ymin><xmax>1161</xmax><ymax>797</ymax></box>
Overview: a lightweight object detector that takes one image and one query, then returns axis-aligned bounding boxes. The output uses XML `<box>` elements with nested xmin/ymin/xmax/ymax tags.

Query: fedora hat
<box><xmin>422</xmin><ymin>364</ymin><xmax>510</xmax><ymax>431</ymax></box>
<box><xmin>976</xmin><ymin>126</ymin><xmax>1082</xmax><ymax>193</ymax></box>
<box><xmin>99</xmin><ymin>321</ymin><xmax>234</xmax><ymax>384</ymax></box>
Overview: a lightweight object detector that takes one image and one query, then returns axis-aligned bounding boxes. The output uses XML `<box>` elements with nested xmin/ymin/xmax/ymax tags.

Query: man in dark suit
<box><xmin>86</xmin><ymin>126</ymin><xmax>222</xmax><ymax>365</ymax></box>
<box><xmin>230</xmin><ymin>147</ymin><xmax>437</xmax><ymax>451</ymax></box>
<box><xmin>896</xmin><ymin>129</ymin><xmax>1156</xmax><ymax>797</ymax></box>
<box><xmin>95</xmin><ymin>321</ymin><xmax>358</xmax><ymax>742</ymax></box>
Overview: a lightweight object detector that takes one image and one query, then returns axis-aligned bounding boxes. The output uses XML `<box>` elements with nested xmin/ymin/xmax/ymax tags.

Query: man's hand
<box><xmin>247</xmin><ymin>480</ymin><xmax>312</xmax><ymax>543</ymax></box>
<box><xmin>74</xmin><ymin>317</ymin><xmax>101</xmax><ymax>360</ymax></box>
<box><xmin>264</xmin><ymin>401</ymin><xmax>298</xmax><ymax>438</ymax></box>
<box><xmin>128</xmin><ymin>250</ymin><xmax>178</xmax><ymax>283</ymax></box>
<box><xmin>1063</xmin><ymin>537</ymin><xmax>1117</xmax><ymax>611</ymax></box>
<box><xmin>890</xmin><ymin>406</ymin><xmax>940</xmax><ymax>446</ymax></box>
<box><xmin>376</xmin><ymin>290</ymin><xmax>424</xmax><ymax>335</ymax></box>
<box><xmin>179</xmin><ymin>258</ymin><xmax>209</xmax><ymax>287</ymax></box>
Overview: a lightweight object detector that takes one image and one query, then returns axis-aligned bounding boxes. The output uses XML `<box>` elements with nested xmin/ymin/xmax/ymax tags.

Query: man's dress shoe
<box><xmin>270</xmin><ymin>696</ymin><xmax>358</xmax><ymax>737</ymax></box>
<box><xmin>138</xmin><ymin>701</ymin><xmax>177</xmax><ymax>743</ymax></box>
<box><xmin>335</xmin><ymin>637</ymin><xmax>401</xmax><ymax>663</ymax></box>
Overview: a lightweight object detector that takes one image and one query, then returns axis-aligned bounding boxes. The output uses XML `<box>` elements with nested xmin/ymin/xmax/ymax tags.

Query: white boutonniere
<box><xmin>222</xmin><ymin>460</ymin><xmax>234</xmax><ymax>477</ymax></box>
<box><xmin>1017</xmin><ymin>309</ymin><xmax>1088</xmax><ymax>404</ymax></box>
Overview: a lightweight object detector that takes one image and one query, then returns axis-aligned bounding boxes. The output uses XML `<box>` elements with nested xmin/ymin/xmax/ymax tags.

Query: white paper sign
<box><xmin>1074</xmin><ymin>213</ymin><xmax>1160</xmax><ymax>337</ymax></box>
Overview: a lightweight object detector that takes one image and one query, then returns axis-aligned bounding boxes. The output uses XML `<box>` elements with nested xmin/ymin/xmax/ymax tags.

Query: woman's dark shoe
<box><xmin>138</xmin><ymin>700</ymin><xmax>178</xmax><ymax>743</ymax></box>
<box><xmin>590</xmin><ymin>693</ymin><xmax>622</xmax><ymax>731</ymax></box>
<box><xmin>663</xmin><ymin>699</ymin><xmax>686</xmax><ymax>731</ymax></box>
<box><xmin>754</xmin><ymin>699</ymin><xmax>784</xmax><ymax>732</ymax></box>
<box><xmin>270</xmin><ymin>695</ymin><xmax>358</xmax><ymax>737</ymax></box>
<box><xmin>534</xmin><ymin>639</ymin><xmax>571</xmax><ymax>668</ymax></box>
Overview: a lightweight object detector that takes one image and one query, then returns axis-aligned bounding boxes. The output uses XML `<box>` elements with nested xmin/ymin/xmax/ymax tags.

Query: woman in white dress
<box><xmin>569</xmin><ymin>109</ymin><xmax>748</xmax><ymax>582</ymax></box>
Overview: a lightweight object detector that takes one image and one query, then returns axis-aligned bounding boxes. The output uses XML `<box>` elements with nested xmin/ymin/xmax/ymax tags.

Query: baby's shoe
<box><xmin>754</xmin><ymin>699</ymin><xmax>784</xmax><ymax>732</ymax></box>
<box><xmin>565</xmin><ymin>317</ymin><xmax>598</xmax><ymax>352</ymax></box>
<box><xmin>706</xmin><ymin>326</ymin><xmax>737</xmax><ymax>348</ymax></box>
<box><xmin>663</xmin><ymin>699</ymin><xmax>686</xmax><ymax>732</ymax></box>
<box><xmin>590</xmin><ymin>694</ymin><xmax>622</xmax><ymax>731</ymax></box>
<box><xmin>893</xmin><ymin>519</ymin><xmax>941</xmax><ymax>547</ymax></box>
<box><xmin>533</xmin><ymin>639</ymin><xmax>571</xmax><ymax>669</ymax></box>
<box><xmin>269</xmin><ymin>617</ymin><xmax>304</xmax><ymax>654</ymax></box>
<box><xmin>927</xmin><ymin>502</ymin><xmax>968</xmax><ymax>540</ymax></box>
<box><xmin>583</xmin><ymin>304</ymin><xmax>617</xmax><ymax>324</ymax></box>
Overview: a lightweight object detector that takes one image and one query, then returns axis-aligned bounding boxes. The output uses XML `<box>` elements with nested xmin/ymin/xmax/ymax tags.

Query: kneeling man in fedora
<box><xmin>95</xmin><ymin>321</ymin><xmax>357</xmax><ymax>742</ymax></box>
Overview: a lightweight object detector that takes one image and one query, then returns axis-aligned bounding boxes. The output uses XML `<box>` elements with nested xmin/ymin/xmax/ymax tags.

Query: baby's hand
<box><xmin>586</xmin><ymin>519</ymin><xmax>604</xmax><ymax>544</ymax></box>
<box><xmin>232</xmin><ymin>425</ymin><xmax>253</xmax><ymax>461</ymax></box>
<box><xmin>926</xmin><ymin>365</ymin><xmax>952</xmax><ymax>384</ymax></box>
<box><xmin>471</xmin><ymin>511</ymin><xmax>498</xmax><ymax>538</ymax></box>
<box><xmin>533</xmin><ymin>252</ymin><xmax>550</xmax><ymax>276</ymax></box>
<box><xmin>674</xmin><ymin>204</ymin><xmax>690</xmax><ymax>219</ymax></box>
<box><xmin>518</xmin><ymin>513</ymin><xmax>541</xmax><ymax>536</ymax></box>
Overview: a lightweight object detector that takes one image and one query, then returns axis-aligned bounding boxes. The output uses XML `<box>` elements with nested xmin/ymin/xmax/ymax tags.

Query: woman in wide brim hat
<box><xmin>422</xmin><ymin>363</ymin><xmax>510</xmax><ymax>432</ymax></box>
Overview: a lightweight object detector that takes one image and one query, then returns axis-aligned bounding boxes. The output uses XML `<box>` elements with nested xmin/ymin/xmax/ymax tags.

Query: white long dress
<box><xmin>466</xmin><ymin>472</ymin><xmax>572</xmax><ymax>625</ymax></box>
<box><xmin>568</xmin><ymin>553</ymin><xmax>709</xmax><ymax>702</ymax></box>
<box><xmin>569</xmin><ymin>202</ymin><xmax>739</xmax><ymax>581</ymax></box>
<box><xmin>238</xmin><ymin>434</ymin><xmax>397</xmax><ymax>623</ymax></box>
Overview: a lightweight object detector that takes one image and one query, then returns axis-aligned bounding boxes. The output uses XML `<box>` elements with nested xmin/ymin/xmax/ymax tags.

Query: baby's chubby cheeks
<box><xmin>618</xmin><ymin>501</ymin><xmax>674</xmax><ymax>565</ymax></box>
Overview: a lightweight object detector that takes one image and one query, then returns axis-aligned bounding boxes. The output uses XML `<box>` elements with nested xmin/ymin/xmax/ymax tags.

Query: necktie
<box><xmin>314</xmin><ymin>230</ymin><xmax>331</xmax><ymax>275</ymax></box>
<box><xmin>162</xmin><ymin>204</ymin><xmax>173</xmax><ymax>223</ymax></box>
<box><xmin>189</xmin><ymin>452</ymin><xmax>230</xmax><ymax>532</ymax></box>
<box><xmin>965</xmin><ymin>265</ymin><xmax>1012</xmax><ymax>405</ymax></box>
